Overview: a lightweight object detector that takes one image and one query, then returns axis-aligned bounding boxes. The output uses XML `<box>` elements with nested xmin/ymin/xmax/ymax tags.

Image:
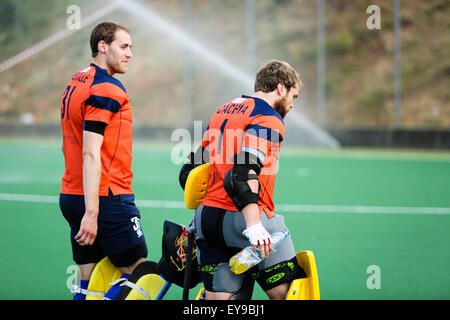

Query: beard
<box><xmin>273</xmin><ymin>96</ymin><xmax>288</xmax><ymax>119</ymax></box>
<box><xmin>106</xmin><ymin>54</ymin><xmax>126</xmax><ymax>74</ymax></box>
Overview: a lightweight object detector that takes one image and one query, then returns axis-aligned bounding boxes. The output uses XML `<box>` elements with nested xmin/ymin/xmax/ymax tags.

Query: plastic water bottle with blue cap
<box><xmin>229</xmin><ymin>230</ymin><xmax>290</xmax><ymax>274</ymax></box>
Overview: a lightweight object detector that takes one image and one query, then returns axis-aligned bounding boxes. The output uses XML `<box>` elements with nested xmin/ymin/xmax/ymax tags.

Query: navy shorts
<box><xmin>60</xmin><ymin>190</ymin><xmax>147</xmax><ymax>267</ymax></box>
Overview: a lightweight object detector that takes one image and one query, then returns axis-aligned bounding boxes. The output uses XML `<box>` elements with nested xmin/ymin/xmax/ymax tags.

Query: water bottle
<box><xmin>229</xmin><ymin>230</ymin><xmax>290</xmax><ymax>274</ymax></box>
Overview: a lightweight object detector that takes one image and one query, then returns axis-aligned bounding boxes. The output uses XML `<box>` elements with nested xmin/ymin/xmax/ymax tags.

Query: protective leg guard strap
<box><xmin>125</xmin><ymin>274</ymin><xmax>170</xmax><ymax>300</ymax></box>
<box><xmin>109</xmin><ymin>277</ymin><xmax>150</xmax><ymax>300</ymax></box>
<box><xmin>71</xmin><ymin>285</ymin><xmax>104</xmax><ymax>298</ymax></box>
<box><xmin>114</xmin><ymin>261</ymin><xmax>171</xmax><ymax>300</ymax></box>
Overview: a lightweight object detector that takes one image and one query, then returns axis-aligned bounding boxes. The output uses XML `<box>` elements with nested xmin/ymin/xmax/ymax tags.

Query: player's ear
<box><xmin>276</xmin><ymin>82</ymin><xmax>286</xmax><ymax>97</ymax></box>
<box><xmin>97</xmin><ymin>40</ymin><xmax>107</xmax><ymax>54</ymax></box>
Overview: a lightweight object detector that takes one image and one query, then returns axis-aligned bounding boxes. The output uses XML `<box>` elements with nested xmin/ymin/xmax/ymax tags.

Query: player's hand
<box><xmin>75</xmin><ymin>213</ymin><xmax>98</xmax><ymax>246</ymax></box>
<box><xmin>243</xmin><ymin>222</ymin><xmax>273</xmax><ymax>258</ymax></box>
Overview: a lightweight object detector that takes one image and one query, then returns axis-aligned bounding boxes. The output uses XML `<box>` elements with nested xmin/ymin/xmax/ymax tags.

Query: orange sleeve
<box><xmin>84</xmin><ymin>82</ymin><xmax>126</xmax><ymax>124</ymax></box>
<box><xmin>242</xmin><ymin>115</ymin><xmax>284</xmax><ymax>163</ymax></box>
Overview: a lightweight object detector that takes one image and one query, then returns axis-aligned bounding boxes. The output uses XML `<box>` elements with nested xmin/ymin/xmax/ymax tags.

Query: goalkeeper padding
<box><xmin>75</xmin><ymin>257</ymin><xmax>169</xmax><ymax>300</ymax></box>
<box><xmin>184</xmin><ymin>163</ymin><xmax>210</xmax><ymax>209</ymax></box>
<box><xmin>285</xmin><ymin>251</ymin><xmax>320</xmax><ymax>300</ymax></box>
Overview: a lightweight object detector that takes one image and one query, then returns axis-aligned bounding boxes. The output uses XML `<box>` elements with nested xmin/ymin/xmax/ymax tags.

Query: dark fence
<box><xmin>0</xmin><ymin>123</ymin><xmax>449</xmax><ymax>150</ymax></box>
<box><xmin>326</xmin><ymin>127</ymin><xmax>450</xmax><ymax>149</ymax></box>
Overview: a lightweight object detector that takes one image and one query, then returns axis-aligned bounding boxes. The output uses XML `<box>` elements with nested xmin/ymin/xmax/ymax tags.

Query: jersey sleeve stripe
<box><xmin>241</xmin><ymin>146</ymin><xmax>266</xmax><ymax>162</ymax></box>
<box><xmin>90</xmin><ymin>82</ymin><xmax>127</xmax><ymax>100</ymax></box>
<box><xmin>85</xmin><ymin>95</ymin><xmax>121</xmax><ymax>114</ymax></box>
<box><xmin>245</xmin><ymin>124</ymin><xmax>284</xmax><ymax>143</ymax></box>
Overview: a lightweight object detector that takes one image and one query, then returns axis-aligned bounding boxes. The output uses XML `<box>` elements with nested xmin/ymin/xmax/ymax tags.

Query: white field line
<box><xmin>1</xmin><ymin>193</ymin><xmax>450</xmax><ymax>215</ymax></box>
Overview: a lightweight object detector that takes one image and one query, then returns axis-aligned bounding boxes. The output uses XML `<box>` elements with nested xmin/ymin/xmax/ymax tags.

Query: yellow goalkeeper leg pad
<box><xmin>195</xmin><ymin>286</ymin><xmax>205</xmax><ymax>300</ymax></box>
<box><xmin>286</xmin><ymin>250</ymin><xmax>320</xmax><ymax>300</ymax></box>
<box><xmin>85</xmin><ymin>257</ymin><xmax>122</xmax><ymax>300</ymax></box>
<box><xmin>125</xmin><ymin>273</ymin><xmax>170</xmax><ymax>300</ymax></box>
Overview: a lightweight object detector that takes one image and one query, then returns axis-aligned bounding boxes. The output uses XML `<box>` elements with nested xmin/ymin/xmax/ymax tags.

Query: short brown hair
<box><xmin>90</xmin><ymin>21</ymin><xmax>130</xmax><ymax>57</ymax></box>
<box><xmin>254</xmin><ymin>60</ymin><xmax>301</xmax><ymax>93</ymax></box>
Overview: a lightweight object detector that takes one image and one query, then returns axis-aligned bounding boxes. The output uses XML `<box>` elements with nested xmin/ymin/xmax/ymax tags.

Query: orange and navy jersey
<box><xmin>60</xmin><ymin>63</ymin><xmax>133</xmax><ymax>196</ymax></box>
<box><xmin>201</xmin><ymin>95</ymin><xmax>285</xmax><ymax>218</ymax></box>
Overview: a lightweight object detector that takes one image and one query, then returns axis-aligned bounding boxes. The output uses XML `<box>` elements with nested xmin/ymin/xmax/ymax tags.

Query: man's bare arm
<box><xmin>75</xmin><ymin>130</ymin><xmax>103</xmax><ymax>246</ymax></box>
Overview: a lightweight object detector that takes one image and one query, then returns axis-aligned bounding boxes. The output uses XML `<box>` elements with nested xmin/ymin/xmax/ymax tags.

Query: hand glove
<box><xmin>242</xmin><ymin>222</ymin><xmax>272</xmax><ymax>247</ymax></box>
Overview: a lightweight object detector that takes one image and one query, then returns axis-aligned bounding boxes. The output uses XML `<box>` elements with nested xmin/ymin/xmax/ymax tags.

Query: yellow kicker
<box><xmin>286</xmin><ymin>250</ymin><xmax>320</xmax><ymax>300</ymax></box>
<box><xmin>184</xmin><ymin>163</ymin><xmax>210</xmax><ymax>209</ymax></box>
<box><xmin>85</xmin><ymin>257</ymin><xmax>121</xmax><ymax>300</ymax></box>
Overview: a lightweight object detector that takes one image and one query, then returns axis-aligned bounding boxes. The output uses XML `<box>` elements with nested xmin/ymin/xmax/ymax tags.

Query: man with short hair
<box><xmin>180</xmin><ymin>60</ymin><xmax>305</xmax><ymax>300</ymax></box>
<box><xmin>59</xmin><ymin>21</ymin><xmax>147</xmax><ymax>300</ymax></box>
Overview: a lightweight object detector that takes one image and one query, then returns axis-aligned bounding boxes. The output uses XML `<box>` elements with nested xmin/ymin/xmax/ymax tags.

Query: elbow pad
<box><xmin>179</xmin><ymin>146</ymin><xmax>209</xmax><ymax>190</ymax></box>
<box><xmin>223</xmin><ymin>165</ymin><xmax>260</xmax><ymax>211</ymax></box>
<box><xmin>233</xmin><ymin>151</ymin><xmax>263</xmax><ymax>175</ymax></box>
